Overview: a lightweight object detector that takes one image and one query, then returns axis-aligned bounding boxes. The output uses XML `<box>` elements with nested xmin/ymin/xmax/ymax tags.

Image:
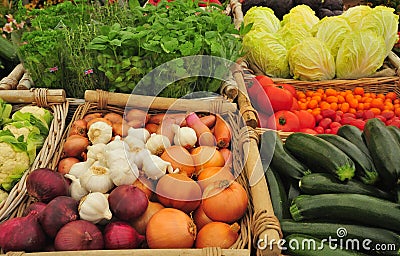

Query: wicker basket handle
<box><xmin>0</xmin><ymin>88</ymin><xmax>66</xmax><ymax>104</ymax></box>
<box><xmin>0</xmin><ymin>64</ymin><xmax>25</xmax><ymax>90</ymax></box>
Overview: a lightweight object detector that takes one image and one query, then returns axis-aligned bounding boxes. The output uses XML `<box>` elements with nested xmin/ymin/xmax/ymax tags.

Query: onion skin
<box><xmin>87</xmin><ymin>117</ymin><xmax>113</xmax><ymax>129</ymax></box>
<box><xmin>197</xmin><ymin>166</ymin><xmax>235</xmax><ymax>191</ymax></box>
<box><xmin>104</xmin><ymin>221</ymin><xmax>145</xmax><ymax>249</ymax></box>
<box><xmin>156</xmin><ymin>173</ymin><xmax>201</xmax><ymax>213</ymax></box>
<box><xmin>191</xmin><ymin>146</ymin><xmax>225</xmax><ymax>173</ymax></box>
<box><xmin>54</xmin><ymin>220</ymin><xmax>104</xmax><ymax>251</ymax></box>
<box><xmin>157</xmin><ymin>118</ymin><xmax>176</xmax><ymax>144</ymax></box>
<box><xmin>39</xmin><ymin>196</ymin><xmax>79</xmax><ymax>238</ymax></box>
<box><xmin>83</xmin><ymin>113</ymin><xmax>102</xmax><ymax>123</ymax></box>
<box><xmin>130</xmin><ymin>201</ymin><xmax>164</xmax><ymax>235</ymax></box>
<box><xmin>57</xmin><ymin>157</ymin><xmax>80</xmax><ymax>175</ymax></box>
<box><xmin>62</xmin><ymin>135</ymin><xmax>89</xmax><ymax>159</ymax></box>
<box><xmin>219</xmin><ymin>148</ymin><xmax>233</xmax><ymax>169</ymax></box>
<box><xmin>68</xmin><ymin>119</ymin><xmax>87</xmax><ymax>137</ymax></box>
<box><xmin>108</xmin><ymin>185</ymin><xmax>149</xmax><ymax>222</ymax></box>
<box><xmin>0</xmin><ymin>211</ymin><xmax>46</xmax><ymax>252</ymax></box>
<box><xmin>26</xmin><ymin>168</ymin><xmax>69</xmax><ymax>203</ymax></box>
<box><xmin>199</xmin><ymin>115</ymin><xmax>216</xmax><ymax>129</ymax></box>
<box><xmin>132</xmin><ymin>177</ymin><xmax>154</xmax><ymax>199</ymax></box>
<box><xmin>185</xmin><ymin>112</ymin><xmax>216</xmax><ymax>147</ymax></box>
<box><xmin>160</xmin><ymin>145</ymin><xmax>195</xmax><ymax>177</ymax></box>
<box><xmin>146</xmin><ymin>208</ymin><xmax>196</xmax><ymax>249</ymax></box>
<box><xmin>104</xmin><ymin>113</ymin><xmax>123</xmax><ymax>124</ymax></box>
<box><xmin>125</xmin><ymin>109</ymin><xmax>149</xmax><ymax>124</ymax></box>
<box><xmin>193</xmin><ymin>204</ymin><xmax>212</xmax><ymax>230</ymax></box>
<box><xmin>214</xmin><ymin>114</ymin><xmax>231</xmax><ymax>148</ymax></box>
<box><xmin>145</xmin><ymin>123</ymin><xmax>159</xmax><ymax>134</ymax></box>
<box><xmin>202</xmin><ymin>180</ymin><xmax>248</xmax><ymax>223</ymax></box>
<box><xmin>22</xmin><ymin>202</ymin><xmax>47</xmax><ymax>217</ymax></box>
<box><xmin>195</xmin><ymin>222</ymin><xmax>240</xmax><ymax>248</ymax></box>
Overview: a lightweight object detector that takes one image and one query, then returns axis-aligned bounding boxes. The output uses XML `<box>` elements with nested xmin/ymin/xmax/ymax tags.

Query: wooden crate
<box><xmin>0</xmin><ymin>88</ymin><xmax>69</xmax><ymax>222</ymax></box>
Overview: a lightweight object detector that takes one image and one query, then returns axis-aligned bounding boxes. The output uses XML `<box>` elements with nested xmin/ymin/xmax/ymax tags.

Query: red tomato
<box><xmin>382</xmin><ymin>111</ymin><xmax>395</xmax><ymax>120</ymax></box>
<box><xmin>343</xmin><ymin>113</ymin><xmax>356</xmax><ymax>119</ymax></box>
<box><xmin>350</xmin><ymin>119</ymin><xmax>366</xmax><ymax>130</ymax></box>
<box><xmin>295</xmin><ymin>110</ymin><xmax>316</xmax><ymax>129</ymax></box>
<box><xmin>341</xmin><ymin>116</ymin><xmax>356</xmax><ymax>125</ymax></box>
<box><xmin>389</xmin><ymin>120</ymin><xmax>400</xmax><ymax>128</ymax></box>
<box><xmin>256</xmin><ymin>88</ymin><xmax>274</xmax><ymax>115</ymax></box>
<box><xmin>330</xmin><ymin>121</ymin><xmax>342</xmax><ymax>129</ymax></box>
<box><xmin>375</xmin><ymin>115</ymin><xmax>386</xmax><ymax>123</ymax></box>
<box><xmin>363</xmin><ymin>110</ymin><xmax>375</xmax><ymax>120</ymax></box>
<box><xmin>330</xmin><ymin>126</ymin><xmax>340</xmax><ymax>135</ymax></box>
<box><xmin>314</xmin><ymin>114</ymin><xmax>323</xmax><ymax>124</ymax></box>
<box><xmin>319</xmin><ymin>118</ymin><xmax>332</xmax><ymax>129</ymax></box>
<box><xmin>320</xmin><ymin>109</ymin><xmax>336</xmax><ymax>121</ymax></box>
<box><xmin>255</xmin><ymin>75</ymin><xmax>274</xmax><ymax>87</ymax></box>
<box><xmin>277</xmin><ymin>83</ymin><xmax>296</xmax><ymax>97</ymax></box>
<box><xmin>257</xmin><ymin>111</ymin><xmax>269</xmax><ymax>128</ymax></box>
<box><xmin>314</xmin><ymin>126</ymin><xmax>325</xmax><ymax>134</ymax></box>
<box><xmin>260</xmin><ymin>84</ymin><xmax>293</xmax><ymax>113</ymax></box>
<box><xmin>290</xmin><ymin>97</ymin><xmax>300</xmax><ymax>111</ymax></box>
<box><xmin>299</xmin><ymin>128</ymin><xmax>318</xmax><ymax>135</ymax></box>
<box><xmin>267</xmin><ymin>110</ymin><xmax>300</xmax><ymax>132</ymax></box>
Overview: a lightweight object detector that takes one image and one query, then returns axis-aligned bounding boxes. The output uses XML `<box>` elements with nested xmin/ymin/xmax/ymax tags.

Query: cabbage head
<box><xmin>243</xmin><ymin>6</ymin><xmax>281</xmax><ymax>34</ymax></box>
<box><xmin>277</xmin><ymin>22</ymin><xmax>313</xmax><ymax>50</ymax></box>
<box><xmin>336</xmin><ymin>29</ymin><xmax>386</xmax><ymax>79</ymax></box>
<box><xmin>288</xmin><ymin>37</ymin><xmax>335</xmax><ymax>81</ymax></box>
<box><xmin>313</xmin><ymin>16</ymin><xmax>352</xmax><ymax>59</ymax></box>
<box><xmin>342</xmin><ymin>5</ymin><xmax>372</xmax><ymax>29</ymax></box>
<box><xmin>243</xmin><ymin>29</ymin><xmax>290</xmax><ymax>78</ymax></box>
<box><xmin>281</xmin><ymin>5</ymin><xmax>320</xmax><ymax>31</ymax></box>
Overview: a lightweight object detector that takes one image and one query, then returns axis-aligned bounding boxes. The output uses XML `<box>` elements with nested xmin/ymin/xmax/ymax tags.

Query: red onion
<box><xmin>39</xmin><ymin>196</ymin><xmax>78</xmax><ymax>238</ymax></box>
<box><xmin>103</xmin><ymin>221</ymin><xmax>145</xmax><ymax>249</ymax></box>
<box><xmin>0</xmin><ymin>211</ymin><xmax>46</xmax><ymax>252</ymax></box>
<box><xmin>54</xmin><ymin>220</ymin><xmax>104</xmax><ymax>251</ymax></box>
<box><xmin>108</xmin><ymin>185</ymin><xmax>149</xmax><ymax>222</ymax></box>
<box><xmin>26</xmin><ymin>168</ymin><xmax>69</xmax><ymax>203</ymax></box>
<box><xmin>22</xmin><ymin>202</ymin><xmax>47</xmax><ymax>216</ymax></box>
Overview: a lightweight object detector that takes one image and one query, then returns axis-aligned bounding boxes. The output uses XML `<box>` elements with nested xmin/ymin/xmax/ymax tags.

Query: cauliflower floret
<box><xmin>3</xmin><ymin>123</ymin><xmax>31</xmax><ymax>141</ymax></box>
<box><xmin>0</xmin><ymin>142</ymin><xmax>30</xmax><ymax>191</ymax></box>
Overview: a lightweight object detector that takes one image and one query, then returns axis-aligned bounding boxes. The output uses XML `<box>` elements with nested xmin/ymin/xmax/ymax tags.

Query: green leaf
<box><xmin>179</xmin><ymin>41</ymin><xmax>194</xmax><ymax>56</ymax></box>
<box><xmin>239</xmin><ymin>22</ymin><xmax>253</xmax><ymax>36</ymax></box>
<box><xmin>121</xmin><ymin>59</ymin><xmax>131</xmax><ymax>69</ymax></box>
<box><xmin>161</xmin><ymin>38</ymin><xmax>179</xmax><ymax>53</ymax></box>
<box><xmin>110</xmin><ymin>39</ymin><xmax>122</xmax><ymax>47</ymax></box>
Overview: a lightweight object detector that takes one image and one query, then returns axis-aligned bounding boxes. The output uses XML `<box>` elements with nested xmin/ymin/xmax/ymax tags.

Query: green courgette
<box><xmin>317</xmin><ymin>134</ymin><xmax>378</xmax><ymax>185</ymax></box>
<box><xmin>337</xmin><ymin>125</ymin><xmax>372</xmax><ymax>159</ymax></box>
<box><xmin>290</xmin><ymin>193</ymin><xmax>400</xmax><ymax>233</ymax></box>
<box><xmin>285</xmin><ymin>234</ymin><xmax>367</xmax><ymax>256</ymax></box>
<box><xmin>260</xmin><ymin>130</ymin><xmax>310</xmax><ymax>180</ymax></box>
<box><xmin>387</xmin><ymin>125</ymin><xmax>400</xmax><ymax>146</ymax></box>
<box><xmin>362</xmin><ymin>118</ymin><xmax>400</xmax><ymax>188</ymax></box>
<box><xmin>299</xmin><ymin>173</ymin><xmax>393</xmax><ymax>200</ymax></box>
<box><xmin>281</xmin><ymin>220</ymin><xmax>400</xmax><ymax>256</ymax></box>
<box><xmin>265</xmin><ymin>167</ymin><xmax>290</xmax><ymax>220</ymax></box>
<box><xmin>284</xmin><ymin>132</ymin><xmax>355</xmax><ymax>181</ymax></box>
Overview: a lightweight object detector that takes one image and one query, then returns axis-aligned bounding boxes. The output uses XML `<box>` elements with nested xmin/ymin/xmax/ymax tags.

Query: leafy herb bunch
<box><xmin>88</xmin><ymin>0</ymin><xmax>244</xmax><ymax>98</ymax></box>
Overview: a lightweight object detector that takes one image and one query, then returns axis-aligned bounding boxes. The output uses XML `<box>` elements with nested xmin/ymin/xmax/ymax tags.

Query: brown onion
<box><xmin>130</xmin><ymin>201</ymin><xmax>164</xmax><ymax>235</ymax></box>
<box><xmin>132</xmin><ymin>177</ymin><xmax>154</xmax><ymax>199</ymax></box>
<box><xmin>54</xmin><ymin>220</ymin><xmax>104</xmax><ymax>251</ymax></box>
<box><xmin>39</xmin><ymin>196</ymin><xmax>79</xmax><ymax>238</ymax></box>
<box><xmin>195</xmin><ymin>222</ymin><xmax>240</xmax><ymax>248</ymax></box>
<box><xmin>202</xmin><ymin>180</ymin><xmax>248</xmax><ymax>223</ymax></box>
<box><xmin>160</xmin><ymin>146</ymin><xmax>195</xmax><ymax>177</ymax></box>
<box><xmin>26</xmin><ymin>168</ymin><xmax>69</xmax><ymax>203</ymax></box>
<box><xmin>22</xmin><ymin>202</ymin><xmax>47</xmax><ymax>217</ymax></box>
<box><xmin>108</xmin><ymin>185</ymin><xmax>149</xmax><ymax>222</ymax></box>
<box><xmin>146</xmin><ymin>208</ymin><xmax>196</xmax><ymax>248</ymax></box>
<box><xmin>62</xmin><ymin>135</ymin><xmax>89</xmax><ymax>159</ymax></box>
<box><xmin>197</xmin><ymin>166</ymin><xmax>234</xmax><ymax>191</ymax></box>
<box><xmin>104</xmin><ymin>221</ymin><xmax>145</xmax><ymax>249</ymax></box>
<box><xmin>125</xmin><ymin>108</ymin><xmax>149</xmax><ymax>124</ymax></box>
<box><xmin>83</xmin><ymin>113</ymin><xmax>102</xmax><ymax>123</ymax></box>
<box><xmin>57</xmin><ymin>157</ymin><xmax>80</xmax><ymax>175</ymax></box>
<box><xmin>68</xmin><ymin>119</ymin><xmax>87</xmax><ymax>137</ymax></box>
<box><xmin>193</xmin><ymin>203</ymin><xmax>212</xmax><ymax>230</ymax></box>
<box><xmin>156</xmin><ymin>173</ymin><xmax>201</xmax><ymax>213</ymax></box>
<box><xmin>104</xmin><ymin>112</ymin><xmax>123</xmax><ymax>124</ymax></box>
<box><xmin>191</xmin><ymin>146</ymin><xmax>225</xmax><ymax>173</ymax></box>
<box><xmin>219</xmin><ymin>148</ymin><xmax>233</xmax><ymax>168</ymax></box>
<box><xmin>0</xmin><ymin>211</ymin><xmax>46</xmax><ymax>252</ymax></box>
<box><xmin>145</xmin><ymin>123</ymin><xmax>159</xmax><ymax>134</ymax></box>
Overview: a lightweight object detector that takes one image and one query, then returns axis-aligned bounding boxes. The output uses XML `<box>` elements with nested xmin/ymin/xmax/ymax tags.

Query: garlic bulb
<box><xmin>124</xmin><ymin>136</ymin><xmax>145</xmax><ymax>152</ymax></box>
<box><xmin>65</xmin><ymin>174</ymin><xmax>89</xmax><ymax>201</ymax></box>
<box><xmin>130</xmin><ymin>148</ymin><xmax>151</xmax><ymax>170</ymax></box>
<box><xmin>128</xmin><ymin>127</ymin><xmax>150</xmax><ymax>142</ymax></box>
<box><xmin>79</xmin><ymin>192</ymin><xmax>112</xmax><ymax>224</ymax></box>
<box><xmin>109</xmin><ymin>158</ymin><xmax>139</xmax><ymax>186</ymax></box>
<box><xmin>142</xmin><ymin>154</ymin><xmax>177</xmax><ymax>180</ymax></box>
<box><xmin>87</xmin><ymin>143</ymin><xmax>107</xmax><ymax>165</ymax></box>
<box><xmin>172</xmin><ymin>124</ymin><xmax>197</xmax><ymax>149</ymax></box>
<box><xmin>88</xmin><ymin>121</ymin><xmax>113</xmax><ymax>144</ymax></box>
<box><xmin>69</xmin><ymin>158</ymin><xmax>95</xmax><ymax>178</ymax></box>
<box><xmin>145</xmin><ymin>133</ymin><xmax>171</xmax><ymax>156</ymax></box>
<box><xmin>80</xmin><ymin>161</ymin><xmax>114</xmax><ymax>193</ymax></box>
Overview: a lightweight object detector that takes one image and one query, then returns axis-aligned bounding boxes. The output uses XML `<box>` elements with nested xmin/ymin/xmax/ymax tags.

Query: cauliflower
<box><xmin>12</xmin><ymin>106</ymin><xmax>53</xmax><ymax>136</ymax></box>
<box><xmin>0</xmin><ymin>142</ymin><xmax>30</xmax><ymax>191</ymax></box>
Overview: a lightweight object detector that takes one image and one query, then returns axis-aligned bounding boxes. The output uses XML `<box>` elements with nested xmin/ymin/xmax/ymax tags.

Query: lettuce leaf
<box><xmin>281</xmin><ymin>5</ymin><xmax>320</xmax><ymax>31</ymax></box>
<box><xmin>277</xmin><ymin>22</ymin><xmax>313</xmax><ymax>50</ymax></box>
<box><xmin>243</xmin><ymin>6</ymin><xmax>281</xmax><ymax>34</ymax></box>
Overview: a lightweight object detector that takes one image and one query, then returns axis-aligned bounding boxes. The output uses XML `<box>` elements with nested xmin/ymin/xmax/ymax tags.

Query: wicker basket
<box><xmin>1</xmin><ymin>89</ymin><xmax>267</xmax><ymax>256</ymax></box>
<box><xmin>0</xmin><ymin>88</ymin><xmax>69</xmax><ymax>222</ymax></box>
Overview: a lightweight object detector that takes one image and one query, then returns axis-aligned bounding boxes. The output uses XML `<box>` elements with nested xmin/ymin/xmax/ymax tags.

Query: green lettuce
<box><xmin>277</xmin><ymin>22</ymin><xmax>313</xmax><ymax>50</ymax></box>
<box><xmin>12</xmin><ymin>106</ymin><xmax>53</xmax><ymax>136</ymax></box>
<box><xmin>281</xmin><ymin>5</ymin><xmax>319</xmax><ymax>31</ymax></box>
<box><xmin>0</xmin><ymin>98</ymin><xmax>12</xmax><ymax>126</ymax></box>
<box><xmin>243</xmin><ymin>29</ymin><xmax>290</xmax><ymax>78</ymax></box>
<box><xmin>288</xmin><ymin>37</ymin><xmax>335</xmax><ymax>81</ymax></box>
<box><xmin>243</xmin><ymin>6</ymin><xmax>281</xmax><ymax>34</ymax></box>
<box><xmin>342</xmin><ymin>5</ymin><xmax>373</xmax><ymax>29</ymax></box>
<box><xmin>313</xmin><ymin>16</ymin><xmax>352</xmax><ymax>59</ymax></box>
<box><xmin>336</xmin><ymin>29</ymin><xmax>386</xmax><ymax>79</ymax></box>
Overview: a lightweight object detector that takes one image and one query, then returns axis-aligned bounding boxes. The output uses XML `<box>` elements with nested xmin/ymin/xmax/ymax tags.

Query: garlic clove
<box><xmin>127</xmin><ymin>127</ymin><xmax>150</xmax><ymax>142</ymax></box>
<box><xmin>145</xmin><ymin>133</ymin><xmax>171</xmax><ymax>156</ymax></box>
<box><xmin>173</xmin><ymin>125</ymin><xmax>197</xmax><ymax>149</ymax></box>
<box><xmin>142</xmin><ymin>154</ymin><xmax>173</xmax><ymax>180</ymax></box>
<box><xmin>65</xmin><ymin>174</ymin><xmax>89</xmax><ymax>201</ymax></box>
<box><xmin>69</xmin><ymin>158</ymin><xmax>96</xmax><ymax>178</ymax></box>
<box><xmin>79</xmin><ymin>192</ymin><xmax>112</xmax><ymax>224</ymax></box>
<box><xmin>109</xmin><ymin>158</ymin><xmax>139</xmax><ymax>186</ymax></box>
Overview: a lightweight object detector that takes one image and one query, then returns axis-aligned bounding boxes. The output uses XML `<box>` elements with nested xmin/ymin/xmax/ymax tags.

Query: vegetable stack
<box><xmin>0</xmin><ymin>103</ymin><xmax>250</xmax><ymax>253</ymax></box>
<box><xmin>259</xmin><ymin>118</ymin><xmax>400</xmax><ymax>255</ymax></box>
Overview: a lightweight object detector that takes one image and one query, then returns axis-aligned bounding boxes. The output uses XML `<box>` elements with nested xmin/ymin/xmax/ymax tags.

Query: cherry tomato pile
<box><xmin>246</xmin><ymin>75</ymin><xmax>400</xmax><ymax>134</ymax></box>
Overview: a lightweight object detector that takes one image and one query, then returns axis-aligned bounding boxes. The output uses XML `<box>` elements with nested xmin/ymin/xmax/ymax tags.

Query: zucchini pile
<box><xmin>259</xmin><ymin>118</ymin><xmax>400</xmax><ymax>256</ymax></box>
